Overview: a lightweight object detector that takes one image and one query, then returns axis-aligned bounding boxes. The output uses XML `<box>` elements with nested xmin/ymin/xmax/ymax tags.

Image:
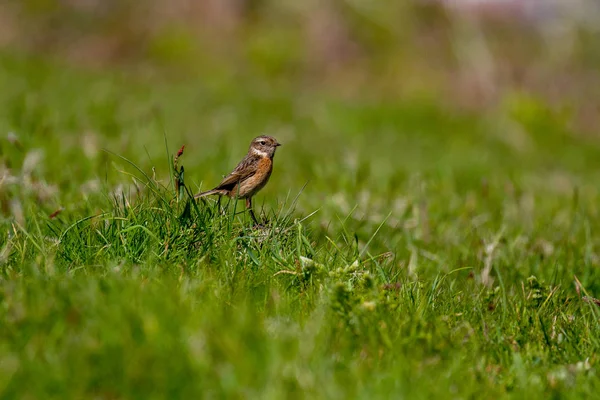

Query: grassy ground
<box><xmin>1</xmin><ymin>52</ymin><xmax>600</xmax><ymax>398</ymax></box>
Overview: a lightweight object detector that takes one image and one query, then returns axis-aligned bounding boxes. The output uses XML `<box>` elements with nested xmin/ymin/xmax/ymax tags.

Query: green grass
<box><xmin>1</xmin><ymin>52</ymin><xmax>600</xmax><ymax>398</ymax></box>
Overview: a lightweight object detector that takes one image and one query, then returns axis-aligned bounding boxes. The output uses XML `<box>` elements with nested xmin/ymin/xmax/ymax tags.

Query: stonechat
<box><xmin>194</xmin><ymin>135</ymin><xmax>281</xmax><ymax>224</ymax></box>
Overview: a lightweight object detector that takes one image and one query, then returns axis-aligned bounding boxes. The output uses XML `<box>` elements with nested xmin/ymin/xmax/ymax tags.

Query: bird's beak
<box><xmin>276</xmin><ymin>142</ymin><xmax>282</xmax><ymax>147</ymax></box>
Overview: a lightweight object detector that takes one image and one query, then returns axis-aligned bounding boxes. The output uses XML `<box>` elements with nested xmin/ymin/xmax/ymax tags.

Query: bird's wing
<box><xmin>214</xmin><ymin>155</ymin><xmax>260</xmax><ymax>191</ymax></box>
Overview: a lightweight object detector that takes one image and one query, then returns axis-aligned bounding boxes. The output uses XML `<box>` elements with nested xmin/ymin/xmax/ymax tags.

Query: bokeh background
<box><xmin>2</xmin><ymin>1</ymin><xmax>599</xmax><ymax>108</ymax></box>
<box><xmin>3</xmin><ymin>1</ymin><xmax>600</xmax><ymax>114</ymax></box>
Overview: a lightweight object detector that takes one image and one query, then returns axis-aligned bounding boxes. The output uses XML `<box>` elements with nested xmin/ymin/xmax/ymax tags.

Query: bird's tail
<box><xmin>194</xmin><ymin>189</ymin><xmax>224</xmax><ymax>199</ymax></box>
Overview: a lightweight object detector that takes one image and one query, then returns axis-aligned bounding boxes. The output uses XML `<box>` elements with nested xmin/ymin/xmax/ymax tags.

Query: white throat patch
<box><xmin>252</xmin><ymin>147</ymin><xmax>268</xmax><ymax>157</ymax></box>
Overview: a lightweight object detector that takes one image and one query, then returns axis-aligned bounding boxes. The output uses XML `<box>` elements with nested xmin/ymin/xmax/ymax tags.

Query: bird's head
<box><xmin>250</xmin><ymin>135</ymin><xmax>281</xmax><ymax>158</ymax></box>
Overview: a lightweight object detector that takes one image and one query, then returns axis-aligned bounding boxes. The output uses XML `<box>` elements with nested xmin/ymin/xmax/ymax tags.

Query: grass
<box><xmin>1</xmin><ymin>51</ymin><xmax>600</xmax><ymax>398</ymax></box>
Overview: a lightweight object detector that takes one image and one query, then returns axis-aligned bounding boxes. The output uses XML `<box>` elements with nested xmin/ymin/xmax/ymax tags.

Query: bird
<box><xmin>194</xmin><ymin>135</ymin><xmax>281</xmax><ymax>224</ymax></box>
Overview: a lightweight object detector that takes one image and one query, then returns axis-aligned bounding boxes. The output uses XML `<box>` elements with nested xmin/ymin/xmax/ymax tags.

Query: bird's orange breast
<box><xmin>234</xmin><ymin>157</ymin><xmax>273</xmax><ymax>198</ymax></box>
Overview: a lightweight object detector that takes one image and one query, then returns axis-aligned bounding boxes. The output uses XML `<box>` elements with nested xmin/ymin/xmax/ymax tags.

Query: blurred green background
<box><xmin>4</xmin><ymin>0</ymin><xmax>600</xmax><ymax>116</ymax></box>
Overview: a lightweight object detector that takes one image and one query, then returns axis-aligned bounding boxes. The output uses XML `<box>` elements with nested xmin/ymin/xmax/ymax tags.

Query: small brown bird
<box><xmin>194</xmin><ymin>135</ymin><xmax>281</xmax><ymax>224</ymax></box>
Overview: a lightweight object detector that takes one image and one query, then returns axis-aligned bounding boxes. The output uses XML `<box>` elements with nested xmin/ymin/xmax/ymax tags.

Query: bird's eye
<box><xmin>260</xmin><ymin>141</ymin><xmax>266</xmax><ymax>145</ymax></box>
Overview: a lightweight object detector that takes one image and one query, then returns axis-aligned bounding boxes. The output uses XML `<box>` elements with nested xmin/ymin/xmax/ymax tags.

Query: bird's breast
<box><xmin>236</xmin><ymin>157</ymin><xmax>273</xmax><ymax>198</ymax></box>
